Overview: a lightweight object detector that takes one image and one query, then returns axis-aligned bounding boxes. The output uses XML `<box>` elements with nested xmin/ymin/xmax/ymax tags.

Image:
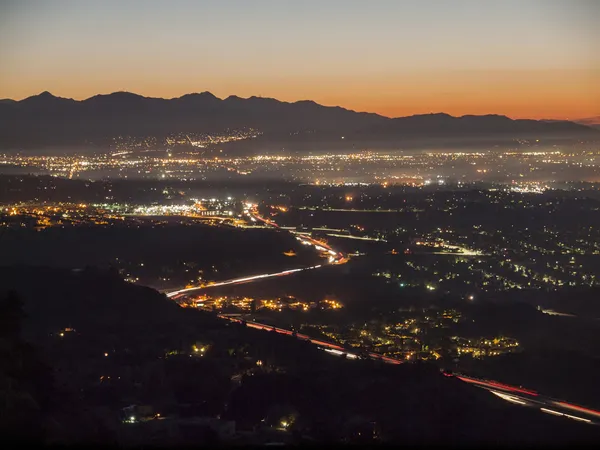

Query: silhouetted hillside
<box><xmin>1</xmin><ymin>267</ymin><xmax>599</xmax><ymax>445</ymax></box>
<box><xmin>0</xmin><ymin>91</ymin><xmax>596</xmax><ymax>148</ymax></box>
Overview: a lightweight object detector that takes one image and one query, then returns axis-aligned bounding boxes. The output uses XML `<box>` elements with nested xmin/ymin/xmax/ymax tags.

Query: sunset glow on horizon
<box><xmin>1</xmin><ymin>0</ymin><xmax>598</xmax><ymax>120</ymax></box>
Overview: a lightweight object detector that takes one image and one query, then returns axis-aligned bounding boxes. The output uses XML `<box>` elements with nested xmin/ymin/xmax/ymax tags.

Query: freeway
<box><xmin>453</xmin><ymin>374</ymin><xmax>600</xmax><ymax>425</ymax></box>
<box><xmin>221</xmin><ymin>316</ymin><xmax>401</xmax><ymax>365</ymax></box>
<box><xmin>171</xmin><ymin>281</ymin><xmax>600</xmax><ymax>426</ymax></box>
<box><xmin>220</xmin><ymin>314</ymin><xmax>600</xmax><ymax>426</ymax></box>
<box><xmin>298</xmin><ymin>207</ymin><xmax>404</xmax><ymax>213</ymax></box>
<box><xmin>166</xmin><ymin>265</ymin><xmax>323</xmax><ymax>298</ymax></box>
<box><xmin>324</xmin><ymin>233</ymin><xmax>387</xmax><ymax>242</ymax></box>
<box><xmin>164</xmin><ymin>203</ymin><xmax>600</xmax><ymax>427</ymax></box>
<box><xmin>249</xmin><ymin>209</ymin><xmax>348</xmax><ymax>264</ymax></box>
<box><xmin>166</xmin><ymin>205</ymin><xmax>346</xmax><ymax>298</ymax></box>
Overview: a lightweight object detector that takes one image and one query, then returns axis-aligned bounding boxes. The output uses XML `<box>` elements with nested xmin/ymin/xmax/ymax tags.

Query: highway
<box><xmin>219</xmin><ymin>315</ymin><xmax>401</xmax><ymax>365</ymax></box>
<box><xmin>166</xmin><ymin>205</ymin><xmax>346</xmax><ymax>298</ymax></box>
<box><xmin>220</xmin><ymin>314</ymin><xmax>600</xmax><ymax>426</ymax></box>
<box><xmin>247</xmin><ymin>206</ymin><xmax>349</xmax><ymax>264</ymax></box>
<box><xmin>166</xmin><ymin>265</ymin><xmax>323</xmax><ymax>298</ymax></box>
<box><xmin>453</xmin><ymin>374</ymin><xmax>600</xmax><ymax>425</ymax></box>
<box><xmin>165</xmin><ymin>203</ymin><xmax>600</xmax><ymax>427</ymax></box>
<box><xmin>171</xmin><ymin>282</ymin><xmax>600</xmax><ymax>426</ymax></box>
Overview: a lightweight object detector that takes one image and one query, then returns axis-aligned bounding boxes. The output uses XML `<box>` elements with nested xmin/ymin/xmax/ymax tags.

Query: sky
<box><xmin>0</xmin><ymin>0</ymin><xmax>598</xmax><ymax>119</ymax></box>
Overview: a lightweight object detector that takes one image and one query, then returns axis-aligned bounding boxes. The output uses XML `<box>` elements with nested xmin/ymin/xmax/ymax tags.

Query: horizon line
<box><xmin>1</xmin><ymin>90</ymin><xmax>597</xmax><ymax>123</ymax></box>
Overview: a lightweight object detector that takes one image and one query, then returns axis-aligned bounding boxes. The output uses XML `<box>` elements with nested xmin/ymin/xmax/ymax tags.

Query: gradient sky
<box><xmin>1</xmin><ymin>0</ymin><xmax>598</xmax><ymax>119</ymax></box>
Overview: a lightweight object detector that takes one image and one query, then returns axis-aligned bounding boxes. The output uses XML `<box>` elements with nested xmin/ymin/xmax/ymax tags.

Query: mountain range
<box><xmin>574</xmin><ymin>116</ymin><xmax>600</xmax><ymax>128</ymax></box>
<box><xmin>0</xmin><ymin>91</ymin><xmax>597</xmax><ymax>149</ymax></box>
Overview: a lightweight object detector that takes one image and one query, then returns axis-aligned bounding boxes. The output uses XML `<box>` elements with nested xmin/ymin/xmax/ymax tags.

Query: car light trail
<box><xmin>324</xmin><ymin>348</ymin><xmax>345</xmax><ymax>356</ymax></box>
<box><xmin>541</xmin><ymin>408</ymin><xmax>564</xmax><ymax>416</ymax></box>
<box><xmin>491</xmin><ymin>390</ymin><xmax>527</xmax><ymax>405</ymax></box>
<box><xmin>563</xmin><ymin>413</ymin><xmax>593</xmax><ymax>423</ymax></box>
<box><xmin>380</xmin><ymin>356</ymin><xmax>402</xmax><ymax>364</ymax></box>
<box><xmin>541</xmin><ymin>408</ymin><xmax>592</xmax><ymax>423</ymax></box>
<box><xmin>212</xmin><ymin>313</ymin><xmax>600</xmax><ymax>427</ymax></box>
<box><xmin>456</xmin><ymin>376</ymin><xmax>538</xmax><ymax>397</ymax></box>
<box><xmin>164</xmin><ymin>204</ymin><xmax>600</xmax><ymax>430</ymax></box>
<box><xmin>554</xmin><ymin>402</ymin><xmax>600</xmax><ymax>418</ymax></box>
<box><xmin>166</xmin><ymin>264</ymin><xmax>324</xmax><ymax>297</ymax></box>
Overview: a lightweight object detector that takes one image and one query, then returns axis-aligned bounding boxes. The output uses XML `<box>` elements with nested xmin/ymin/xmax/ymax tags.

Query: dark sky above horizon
<box><xmin>0</xmin><ymin>0</ymin><xmax>598</xmax><ymax>119</ymax></box>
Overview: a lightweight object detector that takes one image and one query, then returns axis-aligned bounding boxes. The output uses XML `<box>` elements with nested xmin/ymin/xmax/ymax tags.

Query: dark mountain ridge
<box><xmin>0</xmin><ymin>91</ymin><xmax>596</xmax><ymax>149</ymax></box>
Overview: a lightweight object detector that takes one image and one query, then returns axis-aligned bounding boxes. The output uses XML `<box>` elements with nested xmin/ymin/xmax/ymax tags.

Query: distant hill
<box><xmin>575</xmin><ymin>116</ymin><xmax>600</xmax><ymax>129</ymax></box>
<box><xmin>0</xmin><ymin>91</ymin><xmax>597</xmax><ymax>149</ymax></box>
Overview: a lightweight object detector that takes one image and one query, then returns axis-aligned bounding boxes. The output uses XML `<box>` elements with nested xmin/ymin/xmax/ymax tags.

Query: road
<box><xmin>453</xmin><ymin>374</ymin><xmax>600</xmax><ymax>425</ymax></box>
<box><xmin>220</xmin><ymin>314</ymin><xmax>600</xmax><ymax>426</ymax></box>
<box><xmin>247</xmin><ymin>206</ymin><xmax>348</xmax><ymax>264</ymax></box>
<box><xmin>171</xmin><ymin>282</ymin><xmax>600</xmax><ymax>427</ymax></box>
<box><xmin>220</xmin><ymin>315</ymin><xmax>401</xmax><ymax>365</ymax></box>
<box><xmin>165</xmin><ymin>203</ymin><xmax>600</xmax><ymax>427</ymax></box>
<box><xmin>166</xmin><ymin>265</ymin><xmax>323</xmax><ymax>298</ymax></box>
<box><xmin>166</xmin><ymin>205</ymin><xmax>347</xmax><ymax>298</ymax></box>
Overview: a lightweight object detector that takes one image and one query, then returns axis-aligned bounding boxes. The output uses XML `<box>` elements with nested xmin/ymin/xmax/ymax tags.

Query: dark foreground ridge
<box><xmin>1</xmin><ymin>266</ymin><xmax>599</xmax><ymax>446</ymax></box>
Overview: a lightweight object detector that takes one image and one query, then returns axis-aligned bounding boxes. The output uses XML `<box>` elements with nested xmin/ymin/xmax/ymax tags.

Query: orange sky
<box><xmin>5</xmin><ymin>69</ymin><xmax>595</xmax><ymax>120</ymax></box>
<box><xmin>1</xmin><ymin>0</ymin><xmax>599</xmax><ymax>120</ymax></box>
